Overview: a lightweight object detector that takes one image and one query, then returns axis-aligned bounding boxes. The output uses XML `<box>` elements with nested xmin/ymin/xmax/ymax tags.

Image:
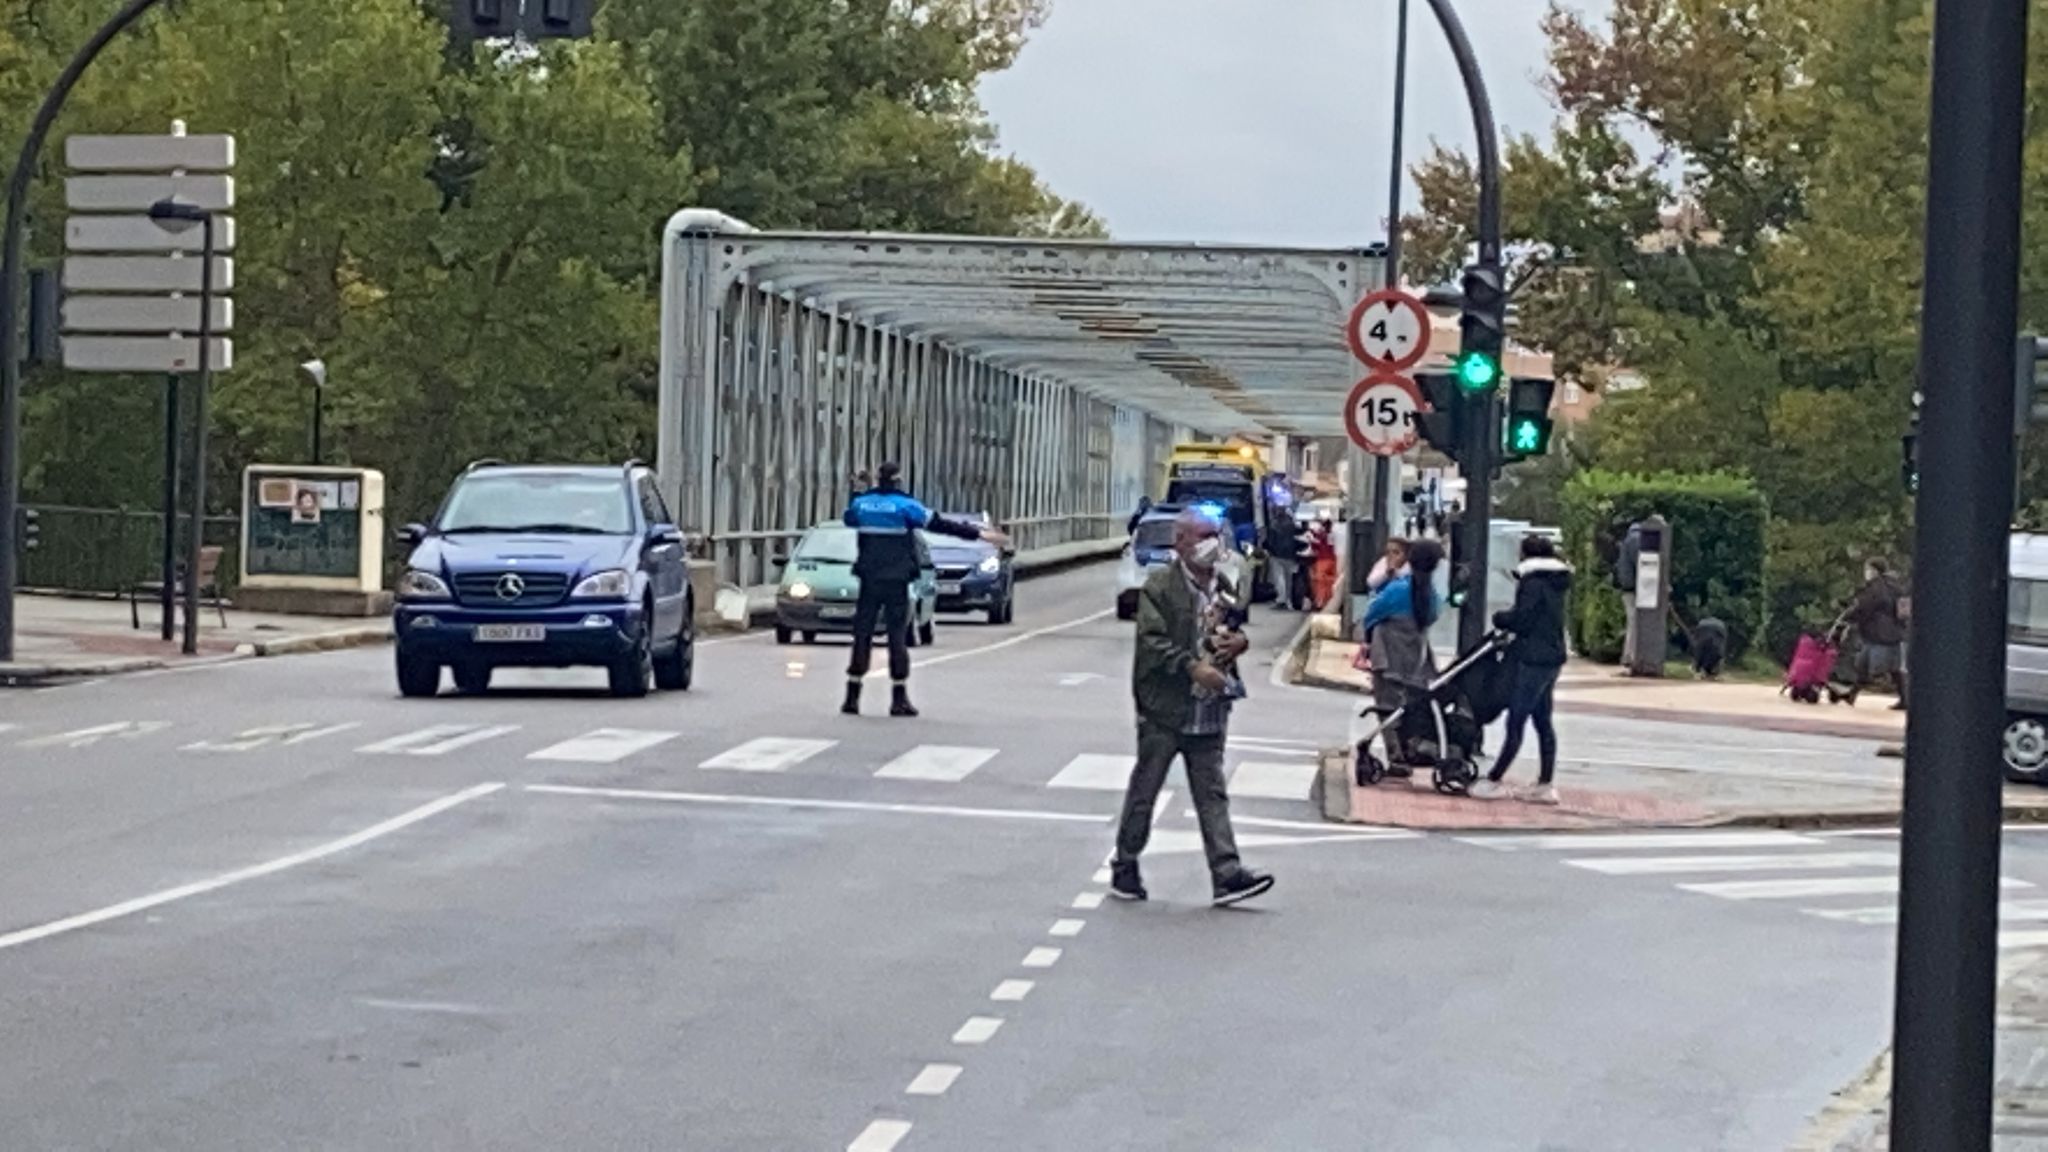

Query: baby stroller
<box><xmin>1353</xmin><ymin>630</ymin><xmax>1516</xmax><ymax>796</ymax></box>
<box><xmin>1783</xmin><ymin>615</ymin><xmax>1847</xmax><ymax>705</ymax></box>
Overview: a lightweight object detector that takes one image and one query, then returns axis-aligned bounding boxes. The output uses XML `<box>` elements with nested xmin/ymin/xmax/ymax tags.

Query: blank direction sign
<box><xmin>66</xmin><ymin>214</ymin><xmax>237</xmax><ymax>253</ymax></box>
<box><xmin>64</xmin><ymin>255</ymin><xmax>234</xmax><ymax>294</ymax></box>
<box><xmin>64</xmin><ymin>335</ymin><xmax>234</xmax><ymax>374</ymax></box>
<box><xmin>64</xmin><ymin>173</ymin><xmax>234</xmax><ymax>213</ymax></box>
<box><xmin>65</xmin><ymin>134</ymin><xmax>234</xmax><ymax>173</ymax></box>
<box><xmin>63</xmin><ymin>294</ymin><xmax>233</xmax><ymax>334</ymax></box>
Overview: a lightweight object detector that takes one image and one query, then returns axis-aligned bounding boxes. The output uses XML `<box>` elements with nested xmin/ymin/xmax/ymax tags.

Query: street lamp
<box><xmin>148</xmin><ymin>195</ymin><xmax>216</xmax><ymax>657</ymax></box>
<box><xmin>299</xmin><ymin>359</ymin><xmax>327</xmax><ymax>465</ymax></box>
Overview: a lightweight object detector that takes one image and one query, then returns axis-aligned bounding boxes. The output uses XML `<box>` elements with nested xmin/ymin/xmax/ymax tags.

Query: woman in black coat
<box><xmin>1469</xmin><ymin>535</ymin><xmax>1573</xmax><ymax>805</ymax></box>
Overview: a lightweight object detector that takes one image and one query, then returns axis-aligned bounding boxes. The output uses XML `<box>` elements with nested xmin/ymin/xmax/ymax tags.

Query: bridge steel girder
<box><xmin>656</xmin><ymin>211</ymin><xmax>1380</xmax><ymax>587</ymax></box>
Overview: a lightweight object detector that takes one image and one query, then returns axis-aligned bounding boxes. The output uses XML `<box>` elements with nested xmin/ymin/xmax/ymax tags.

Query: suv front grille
<box><xmin>454</xmin><ymin>571</ymin><xmax>571</xmax><ymax>607</ymax></box>
<box><xmin>936</xmin><ymin>566</ymin><xmax>973</xmax><ymax>580</ymax></box>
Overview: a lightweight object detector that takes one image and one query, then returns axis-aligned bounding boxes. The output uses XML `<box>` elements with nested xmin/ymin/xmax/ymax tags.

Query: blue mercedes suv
<box><xmin>391</xmin><ymin>460</ymin><xmax>695</xmax><ymax>698</ymax></box>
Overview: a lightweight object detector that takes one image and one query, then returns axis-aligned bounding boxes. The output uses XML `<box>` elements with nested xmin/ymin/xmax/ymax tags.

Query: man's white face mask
<box><xmin>1191</xmin><ymin>536</ymin><xmax>1225</xmax><ymax>566</ymax></box>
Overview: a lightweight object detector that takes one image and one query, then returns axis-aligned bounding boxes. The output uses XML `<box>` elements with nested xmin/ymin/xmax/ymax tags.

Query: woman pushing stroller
<box><xmin>1361</xmin><ymin>539</ymin><xmax>1446</xmax><ymax>769</ymax></box>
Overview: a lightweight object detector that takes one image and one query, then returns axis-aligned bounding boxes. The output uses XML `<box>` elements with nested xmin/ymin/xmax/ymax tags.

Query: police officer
<box><xmin>842</xmin><ymin>463</ymin><xmax>1006</xmax><ymax>717</ymax></box>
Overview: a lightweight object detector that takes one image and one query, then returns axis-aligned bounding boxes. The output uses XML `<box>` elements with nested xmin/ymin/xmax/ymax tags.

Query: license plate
<box><xmin>820</xmin><ymin>606</ymin><xmax>855</xmax><ymax>620</ymax></box>
<box><xmin>937</xmin><ymin>582</ymin><xmax>962</xmax><ymax>595</ymax></box>
<box><xmin>475</xmin><ymin>624</ymin><xmax>546</xmax><ymax>642</ymax></box>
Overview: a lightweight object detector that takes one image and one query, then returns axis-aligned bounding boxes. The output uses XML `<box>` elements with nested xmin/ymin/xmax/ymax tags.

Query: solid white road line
<box><xmin>1047</xmin><ymin>753</ymin><xmax>1134</xmax><ymax>791</ymax></box>
<box><xmin>358</xmin><ymin>724</ymin><xmax>518</xmax><ymax>756</ymax></box>
<box><xmin>1681</xmin><ymin>875</ymin><xmax>2033</xmax><ymax>901</ymax></box>
<box><xmin>990</xmin><ymin>979</ymin><xmax>1034</xmax><ymax>1002</ymax></box>
<box><xmin>525</xmin><ymin>783</ymin><xmax>1113</xmax><ymax>825</ymax></box>
<box><xmin>1023</xmin><ymin>946</ymin><xmax>1063</xmax><ymax>968</ymax></box>
<box><xmin>1567</xmin><ymin>851</ymin><xmax>1898</xmax><ymax>876</ymax></box>
<box><xmin>891</xmin><ymin>608</ymin><xmax>1117</xmax><ymax>676</ymax></box>
<box><xmin>1463</xmin><ymin>831</ymin><xmax>1821</xmax><ymax>852</ymax></box>
<box><xmin>953</xmin><ymin>1016</ymin><xmax>1004</xmax><ymax>1045</ymax></box>
<box><xmin>700</xmin><ymin>736</ymin><xmax>835</xmax><ymax>772</ymax></box>
<box><xmin>528</xmin><ymin>728</ymin><xmax>679</xmax><ymax>764</ymax></box>
<box><xmin>874</xmin><ymin>744</ymin><xmax>997</xmax><ymax>783</ymax></box>
<box><xmin>0</xmin><ymin>782</ymin><xmax>504</xmax><ymax>954</ymax></box>
<box><xmin>1072</xmin><ymin>892</ymin><xmax>1106</xmax><ymax>910</ymax></box>
<box><xmin>848</xmin><ymin>1119</ymin><xmax>913</xmax><ymax>1152</ymax></box>
<box><xmin>905</xmin><ymin>1063</ymin><xmax>963</xmax><ymax>1096</ymax></box>
<box><xmin>1228</xmin><ymin>759</ymin><xmax>1320</xmax><ymax>801</ymax></box>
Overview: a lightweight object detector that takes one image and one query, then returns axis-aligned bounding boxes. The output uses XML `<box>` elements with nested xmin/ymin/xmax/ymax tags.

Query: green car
<box><xmin>773</xmin><ymin>523</ymin><xmax>939</xmax><ymax>646</ymax></box>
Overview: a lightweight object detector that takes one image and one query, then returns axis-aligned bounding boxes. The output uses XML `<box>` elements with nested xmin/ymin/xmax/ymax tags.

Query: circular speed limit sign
<box><xmin>1346</xmin><ymin>288</ymin><xmax>1432</xmax><ymax>371</ymax></box>
<box><xmin>1344</xmin><ymin>373</ymin><xmax>1425</xmax><ymax>457</ymax></box>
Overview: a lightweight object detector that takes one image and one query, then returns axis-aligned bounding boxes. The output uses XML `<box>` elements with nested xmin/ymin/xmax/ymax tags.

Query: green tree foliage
<box><xmin>1402</xmin><ymin>0</ymin><xmax>2033</xmax><ymax>648</ymax></box>
<box><xmin>0</xmin><ymin>0</ymin><xmax>1102</xmax><ymax>530</ymax></box>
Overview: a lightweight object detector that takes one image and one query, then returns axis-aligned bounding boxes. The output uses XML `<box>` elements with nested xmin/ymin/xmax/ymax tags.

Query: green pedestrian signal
<box><xmin>1455</xmin><ymin>350</ymin><xmax>1500</xmax><ymax>393</ymax></box>
<box><xmin>1510</xmin><ymin>417</ymin><xmax>1542</xmax><ymax>453</ymax></box>
<box><xmin>1500</xmin><ymin>377</ymin><xmax>1557</xmax><ymax>462</ymax></box>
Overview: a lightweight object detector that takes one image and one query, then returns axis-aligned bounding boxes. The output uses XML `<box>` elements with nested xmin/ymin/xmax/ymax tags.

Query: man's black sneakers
<box><xmin>1109</xmin><ymin>859</ymin><xmax>1147</xmax><ymax>902</ymax></box>
<box><xmin>1212</xmin><ymin>869</ymin><xmax>1275</xmax><ymax>907</ymax></box>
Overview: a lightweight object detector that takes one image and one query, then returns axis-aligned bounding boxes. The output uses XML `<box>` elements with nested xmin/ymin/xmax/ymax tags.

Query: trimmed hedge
<box><xmin>1559</xmin><ymin>471</ymin><xmax>1768</xmax><ymax>663</ymax></box>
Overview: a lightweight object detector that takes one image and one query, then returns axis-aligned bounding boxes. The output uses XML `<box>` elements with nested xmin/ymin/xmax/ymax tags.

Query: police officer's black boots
<box><xmin>841</xmin><ymin>680</ymin><xmax>862</xmax><ymax>716</ymax></box>
<box><xmin>890</xmin><ymin>684</ymin><xmax>919</xmax><ymax>718</ymax></box>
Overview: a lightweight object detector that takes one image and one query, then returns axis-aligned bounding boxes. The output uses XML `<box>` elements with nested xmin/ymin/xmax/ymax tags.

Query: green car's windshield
<box><xmin>440</xmin><ymin>473</ymin><xmax>633</xmax><ymax>535</ymax></box>
<box><xmin>795</xmin><ymin>526</ymin><xmax>860</xmax><ymax>564</ymax></box>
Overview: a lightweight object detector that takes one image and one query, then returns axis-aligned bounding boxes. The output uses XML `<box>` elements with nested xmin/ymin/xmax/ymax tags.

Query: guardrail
<box><xmin>19</xmin><ymin>504</ymin><xmax>240</xmax><ymax>595</ymax></box>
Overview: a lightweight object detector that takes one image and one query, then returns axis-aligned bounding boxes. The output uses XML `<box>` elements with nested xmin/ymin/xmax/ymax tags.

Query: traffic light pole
<box><xmin>1416</xmin><ymin>0</ymin><xmax>1504</xmax><ymax>654</ymax></box>
<box><xmin>1891</xmin><ymin>0</ymin><xmax>2027</xmax><ymax>1139</ymax></box>
<box><xmin>0</xmin><ymin>0</ymin><xmax>171</xmax><ymax>663</ymax></box>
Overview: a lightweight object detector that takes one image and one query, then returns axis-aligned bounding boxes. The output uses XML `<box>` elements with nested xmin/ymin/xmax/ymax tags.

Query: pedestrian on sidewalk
<box><xmin>1265</xmin><ymin>512</ymin><xmax>1303</xmax><ymax>611</ymax></box>
<box><xmin>840</xmin><ymin>462</ymin><xmax>1007</xmax><ymax>717</ymax></box>
<box><xmin>1835</xmin><ymin>558</ymin><xmax>1909</xmax><ymax>711</ymax></box>
<box><xmin>1306</xmin><ymin>516</ymin><xmax>1338</xmax><ymax>610</ymax></box>
<box><xmin>1470</xmin><ymin>535</ymin><xmax>1572</xmax><ymax>805</ymax></box>
<box><xmin>1368</xmin><ymin>536</ymin><xmax>1410</xmax><ymax>593</ymax></box>
<box><xmin>1361</xmin><ymin>538</ymin><xmax>1445</xmax><ymax>771</ymax></box>
<box><xmin>1111</xmin><ymin>507</ymin><xmax>1274</xmax><ymax>907</ymax></box>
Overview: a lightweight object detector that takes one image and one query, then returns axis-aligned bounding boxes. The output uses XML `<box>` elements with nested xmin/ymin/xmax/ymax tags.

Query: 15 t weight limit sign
<box><xmin>1345</xmin><ymin>374</ymin><xmax>1424</xmax><ymax>457</ymax></box>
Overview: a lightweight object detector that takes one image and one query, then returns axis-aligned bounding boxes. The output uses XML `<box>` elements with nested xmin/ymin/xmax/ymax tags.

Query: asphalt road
<box><xmin>0</xmin><ymin>561</ymin><xmax>2039</xmax><ymax>1150</ymax></box>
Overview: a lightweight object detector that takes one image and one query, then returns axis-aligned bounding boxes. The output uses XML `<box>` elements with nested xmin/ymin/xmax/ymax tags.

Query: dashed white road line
<box><xmin>1072</xmin><ymin>892</ymin><xmax>1105</xmax><ymax>910</ymax></box>
<box><xmin>358</xmin><ymin>724</ymin><xmax>518</xmax><ymax>756</ymax></box>
<box><xmin>1463</xmin><ymin>831</ymin><xmax>1820</xmax><ymax>852</ymax></box>
<box><xmin>874</xmin><ymin>745</ymin><xmax>997</xmax><ymax>783</ymax></box>
<box><xmin>183</xmin><ymin>722</ymin><xmax>360</xmax><ymax>753</ymax></box>
<box><xmin>0</xmin><ymin>782</ymin><xmax>504</xmax><ymax>953</ymax></box>
<box><xmin>1228</xmin><ymin>759</ymin><xmax>1322</xmax><ymax>800</ymax></box>
<box><xmin>990</xmin><ymin>979</ymin><xmax>1034</xmax><ymax>1002</ymax></box>
<box><xmin>1091</xmin><ymin>866</ymin><xmax>1112</xmax><ymax>884</ymax></box>
<box><xmin>1047</xmin><ymin>753</ymin><xmax>1135</xmax><ymax>791</ymax></box>
<box><xmin>952</xmin><ymin>1016</ymin><xmax>1004</xmax><ymax>1045</ymax></box>
<box><xmin>528</xmin><ymin>728</ymin><xmax>679</xmax><ymax>763</ymax></box>
<box><xmin>905</xmin><ymin>1063</ymin><xmax>962</xmax><ymax>1096</ymax></box>
<box><xmin>1049</xmin><ymin>918</ymin><xmax>1085</xmax><ymax>938</ymax></box>
<box><xmin>1022</xmin><ymin>946</ymin><xmax>1063</xmax><ymax>969</ymax></box>
<box><xmin>847</xmin><ymin>1119</ymin><xmax>913</xmax><ymax>1152</ymax></box>
<box><xmin>1567</xmin><ymin>851</ymin><xmax>1898</xmax><ymax>876</ymax></box>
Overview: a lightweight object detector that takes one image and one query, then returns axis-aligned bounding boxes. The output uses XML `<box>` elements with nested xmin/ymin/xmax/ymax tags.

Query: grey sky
<box><xmin>978</xmin><ymin>0</ymin><xmax>1567</xmax><ymax>249</ymax></box>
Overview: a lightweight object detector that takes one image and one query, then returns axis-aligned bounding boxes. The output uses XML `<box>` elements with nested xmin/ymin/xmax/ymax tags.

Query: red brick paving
<box><xmin>1344</xmin><ymin>776</ymin><xmax>1715</xmax><ymax>831</ymax></box>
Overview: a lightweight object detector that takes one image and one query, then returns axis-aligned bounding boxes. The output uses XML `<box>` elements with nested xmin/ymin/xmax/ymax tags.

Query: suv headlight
<box><xmin>786</xmin><ymin>581</ymin><xmax>813</xmax><ymax>599</ymax></box>
<box><xmin>398</xmin><ymin>570</ymin><xmax>450</xmax><ymax>599</ymax></box>
<box><xmin>570</xmin><ymin>569</ymin><xmax>631</xmax><ymax>600</ymax></box>
<box><xmin>977</xmin><ymin>555</ymin><xmax>1001</xmax><ymax>574</ymax></box>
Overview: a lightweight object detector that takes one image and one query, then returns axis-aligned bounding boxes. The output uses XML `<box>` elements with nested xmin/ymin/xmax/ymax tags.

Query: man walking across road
<box><xmin>841</xmin><ymin>462</ymin><xmax>1005</xmax><ymax>717</ymax></box>
<box><xmin>1111</xmin><ymin>507</ymin><xmax>1275</xmax><ymax>906</ymax></box>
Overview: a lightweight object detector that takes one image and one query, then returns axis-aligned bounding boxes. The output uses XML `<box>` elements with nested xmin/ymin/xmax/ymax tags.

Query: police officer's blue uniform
<box><xmin>842</xmin><ymin>468</ymin><xmax>982</xmax><ymax>716</ymax></box>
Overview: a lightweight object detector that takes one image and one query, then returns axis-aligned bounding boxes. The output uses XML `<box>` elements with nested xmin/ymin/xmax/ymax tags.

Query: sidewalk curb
<box><xmin>0</xmin><ymin>657</ymin><xmax>167</xmax><ymax>686</ymax></box>
<box><xmin>233</xmin><ymin>625</ymin><xmax>392</xmax><ymax>659</ymax></box>
<box><xmin>1791</xmin><ymin>1049</ymin><xmax>1892</xmax><ymax>1152</ymax></box>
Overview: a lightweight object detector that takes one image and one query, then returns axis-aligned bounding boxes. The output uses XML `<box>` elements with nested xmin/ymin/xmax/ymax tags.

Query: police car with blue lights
<box><xmin>1114</xmin><ymin>501</ymin><xmax>1249</xmax><ymax>620</ymax></box>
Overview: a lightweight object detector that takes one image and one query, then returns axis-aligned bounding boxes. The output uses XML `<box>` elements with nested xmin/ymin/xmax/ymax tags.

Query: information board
<box><xmin>243</xmin><ymin>470</ymin><xmax>363</xmax><ymax>579</ymax></box>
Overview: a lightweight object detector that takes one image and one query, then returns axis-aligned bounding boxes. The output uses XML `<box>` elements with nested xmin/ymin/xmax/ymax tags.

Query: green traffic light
<box><xmin>1456</xmin><ymin>350</ymin><xmax>1500</xmax><ymax>392</ymax></box>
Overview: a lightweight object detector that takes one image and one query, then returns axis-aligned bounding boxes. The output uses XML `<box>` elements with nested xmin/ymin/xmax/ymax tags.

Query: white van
<box><xmin>2007</xmin><ymin>534</ymin><xmax>2048</xmax><ymax>780</ymax></box>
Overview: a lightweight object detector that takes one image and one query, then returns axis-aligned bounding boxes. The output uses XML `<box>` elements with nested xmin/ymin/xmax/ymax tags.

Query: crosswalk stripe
<box><xmin>1046</xmin><ymin>753</ymin><xmax>1133</xmax><ymax>791</ymax></box>
<box><xmin>184</xmin><ymin>722</ymin><xmax>361</xmax><ymax>753</ymax></box>
<box><xmin>701</xmin><ymin>737</ymin><xmax>834</xmax><ymax>772</ymax></box>
<box><xmin>1567</xmin><ymin>851</ymin><xmax>1897</xmax><ymax>876</ymax></box>
<box><xmin>1464</xmin><ymin>831</ymin><xmax>1820</xmax><ymax>853</ymax></box>
<box><xmin>528</xmin><ymin>728</ymin><xmax>679</xmax><ymax>764</ymax></box>
<box><xmin>2001</xmin><ymin>930</ymin><xmax>2048</xmax><ymax>951</ymax></box>
<box><xmin>358</xmin><ymin>724</ymin><xmax>519</xmax><ymax>756</ymax></box>
<box><xmin>1805</xmin><ymin>899</ymin><xmax>2048</xmax><ymax>927</ymax></box>
<box><xmin>1228</xmin><ymin>759</ymin><xmax>1319</xmax><ymax>801</ymax></box>
<box><xmin>1682</xmin><ymin>875</ymin><xmax>2033</xmax><ymax>901</ymax></box>
<box><xmin>21</xmin><ymin>721</ymin><xmax>170</xmax><ymax>748</ymax></box>
<box><xmin>875</xmin><ymin>745</ymin><xmax>996</xmax><ymax>783</ymax></box>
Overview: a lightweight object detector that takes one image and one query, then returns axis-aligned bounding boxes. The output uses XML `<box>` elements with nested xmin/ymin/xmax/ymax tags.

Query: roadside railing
<box><xmin>699</xmin><ymin>512</ymin><xmax>1128</xmax><ymax>590</ymax></box>
<box><xmin>19</xmin><ymin>504</ymin><xmax>241</xmax><ymax>596</ymax></box>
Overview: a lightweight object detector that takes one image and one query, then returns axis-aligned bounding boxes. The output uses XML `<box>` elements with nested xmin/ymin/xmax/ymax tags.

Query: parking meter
<box><xmin>1621</xmin><ymin>515</ymin><xmax>1671</xmax><ymax>677</ymax></box>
